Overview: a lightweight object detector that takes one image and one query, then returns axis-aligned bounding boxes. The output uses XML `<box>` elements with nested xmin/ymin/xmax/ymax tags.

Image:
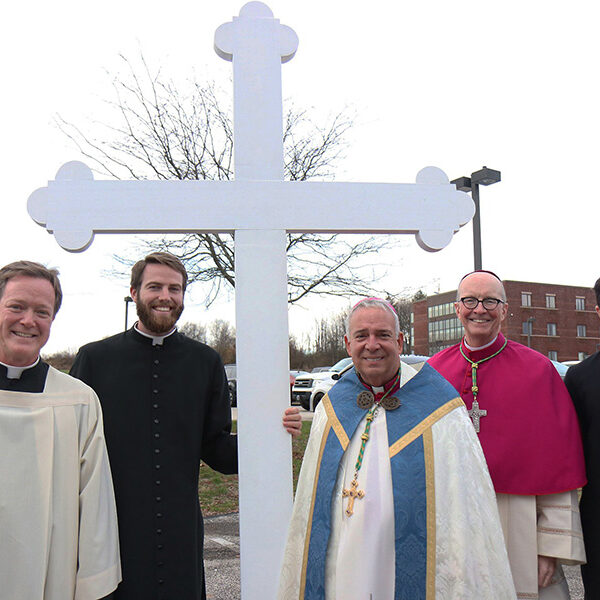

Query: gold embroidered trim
<box><xmin>423</xmin><ymin>428</ymin><xmax>436</xmax><ymax>600</ymax></box>
<box><xmin>323</xmin><ymin>394</ymin><xmax>349</xmax><ymax>451</ymax></box>
<box><xmin>388</xmin><ymin>397</ymin><xmax>464</xmax><ymax>458</ymax></box>
<box><xmin>299</xmin><ymin>421</ymin><xmax>332</xmax><ymax>599</ymax></box>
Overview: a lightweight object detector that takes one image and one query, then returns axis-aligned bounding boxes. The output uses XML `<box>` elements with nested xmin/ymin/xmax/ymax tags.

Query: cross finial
<box><xmin>214</xmin><ymin>2</ymin><xmax>299</xmax><ymax>64</ymax></box>
<box><xmin>214</xmin><ymin>2</ymin><xmax>299</xmax><ymax>181</ymax></box>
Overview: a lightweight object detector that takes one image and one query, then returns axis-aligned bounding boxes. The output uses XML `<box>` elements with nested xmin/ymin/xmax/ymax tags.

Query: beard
<box><xmin>136</xmin><ymin>298</ymin><xmax>184</xmax><ymax>334</ymax></box>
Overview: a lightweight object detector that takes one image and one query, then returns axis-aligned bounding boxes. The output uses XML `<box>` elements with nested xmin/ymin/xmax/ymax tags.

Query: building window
<box><xmin>548</xmin><ymin>350</ymin><xmax>558</xmax><ymax>361</ymax></box>
<box><xmin>522</xmin><ymin>321</ymin><xmax>533</xmax><ymax>335</ymax></box>
<box><xmin>521</xmin><ymin>292</ymin><xmax>532</xmax><ymax>307</ymax></box>
<box><xmin>428</xmin><ymin>302</ymin><xmax>456</xmax><ymax>319</ymax></box>
<box><xmin>547</xmin><ymin>323</ymin><xmax>557</xmax><ymax>336</ymax></box>
<box><xmin>545</xmin><ymin>294</ymin><xmax>556</xmax><ymax>309</ymax></box>
<box><xmin>428</xmin><ymin>316</ymin><xmax>464</xmax><ymax>344</ymax></box>
<box><xmin>577</xmin><ymin>325</ymin><xmax>587</xmax><ymax>337</ymax></box>
<box><xmin>578</xmin><ymin>352</ymin><xmax>588</xmax><ymax>361</ymax></box>
<box><xmin>576</xmin><ymin>297</ymin><xmax>586</xmax><ymax>311</ymax></box>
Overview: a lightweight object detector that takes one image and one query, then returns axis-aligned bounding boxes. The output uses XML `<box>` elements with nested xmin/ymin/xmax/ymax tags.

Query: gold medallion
<box><xmin>380</xmin><ymin>396</ymin><xmax>401</xmax><ymax>410</ymax></box>
<box><xmin>356</xmin><ymin>390</ymin><xmax>374</xmax><ymax>410</ymax></box>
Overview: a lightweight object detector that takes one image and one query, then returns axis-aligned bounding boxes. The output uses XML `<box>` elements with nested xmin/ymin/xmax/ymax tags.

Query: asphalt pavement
<box><xmin>204</xmin><ymin>513</ymin><xmax>241</xmax><ymax>600</ymax></box>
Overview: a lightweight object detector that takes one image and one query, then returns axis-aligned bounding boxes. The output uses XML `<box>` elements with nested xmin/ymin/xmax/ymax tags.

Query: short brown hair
<box><xmin>0</xmin><ymin>261</ymin><xmax>63</xmax><ymax>316</ymax></box>
<box><xmin>130</xmin><ymin>252</ymin><xmax>188</xmax><ymax>293</ymax></box>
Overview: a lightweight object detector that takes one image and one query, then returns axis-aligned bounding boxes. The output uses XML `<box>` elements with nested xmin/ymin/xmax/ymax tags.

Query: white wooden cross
<box><xmin>27</xmin><ymin>3</ymin><xmax>474</xmax><ymax>597</ymax></box>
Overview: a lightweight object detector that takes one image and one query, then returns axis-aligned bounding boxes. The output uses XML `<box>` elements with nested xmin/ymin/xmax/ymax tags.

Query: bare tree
<box><xmin>289</xmin><ymin>335</ymin><xmax>311</xmax><ymax>371</ymax></box>
<box><xmin>388</xmin><ymin>290</ymin><xmax>426</xmax><ymax>354</ymax></box>
<box><xmin>57</xmin><ymin>55</ymin><xmax>393</xmax><ymax>305</ymax></box>
<box><xmin>310</xmin><ymin>310</ymin><xmax>348</xmax><ymax>366</ymax></box>
<box><xmin>208</xmin><ymin>319</ymin><xmax>236</xmax><ymax>364</ymax></box>
<box><xmin>179</xmin><ymin>321</ymin><xmax>207</xmax><ymax>343</ymax></box>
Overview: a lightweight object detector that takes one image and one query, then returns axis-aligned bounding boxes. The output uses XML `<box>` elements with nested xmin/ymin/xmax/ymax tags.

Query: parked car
<box><xmin>292</xmin><ymin>357</ymin><xmax>352</xmax><ymax>412</ymax></box>
<box><xmin>292</xmin><ymin>355</ymin><xmax>429</xmax><ymax>411</ymax></box>
<box><xmin>550</xmin><ymin>360</ymin><xmax>569</xmax><ymax>380</ymax></box>
<box><xmin>290</xmin><ymin>370</ymin><xmax>309</xmax><ymax>403</ymax></box>
<box><xmin>224</xmin><ymin>364</ymin><xmax>237</xmax><ymax>407</ymax></box>
<box><xmin>226</xmin><ymin>365</ymin><xmax>310</xmax><ymax>407</ymax></box>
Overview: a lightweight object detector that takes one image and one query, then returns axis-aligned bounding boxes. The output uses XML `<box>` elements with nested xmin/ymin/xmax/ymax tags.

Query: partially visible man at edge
<box><xmin>70</xmin><ymin>252</ymin><xmax>299</xmax><ymax>599</ymax></box>
<box><xmin>0</xmin><ymin>260</ymin><xmax>120</xmax><ymax>600</ymax></box>
<box><xmin>429</xmin><ymin>270</ymin><xmax>586</xmax><ymax>600</ymax></box>
<box><xmin>279</xmin><ymin>297</ymin><xmax>516</xmax><ymax>599</ymax></box>
<box><xmin>565</xmin><ymin>276</ymin><xmax>600</xmax><ymax>599</ymax></box>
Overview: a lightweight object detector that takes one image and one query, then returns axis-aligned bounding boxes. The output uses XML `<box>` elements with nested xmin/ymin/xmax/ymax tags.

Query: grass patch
<box><xmin>198</xmin><ymin>420</ymin><xmax>312</xmax><ymax>516</ymax></box>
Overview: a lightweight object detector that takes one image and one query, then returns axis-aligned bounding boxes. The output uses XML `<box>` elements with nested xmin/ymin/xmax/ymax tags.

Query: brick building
<box><xmin>411</xmin><ymin>280</ymin><xmax>600</xmax><ymax>362</ymax></box>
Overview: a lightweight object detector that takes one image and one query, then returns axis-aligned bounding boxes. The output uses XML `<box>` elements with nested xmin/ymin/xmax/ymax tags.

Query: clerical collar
<box><xmin>463</xmin><ymin>336</ymin><xmax>498</xmax><ymax>352</ymax></box>
<box><xmin>357</xmin><ymin>369</ymin><xmax>401</xmax><ymax>395</ymax></box>
<box><xmin>0</xmin><ymin>357</ymin><xmax>39</xmax><ymax>379</ymax></box>
<box><xmin>134</xmin><ymin>323</ymin><xmax>177</xmax><ymax>346</ymax></box>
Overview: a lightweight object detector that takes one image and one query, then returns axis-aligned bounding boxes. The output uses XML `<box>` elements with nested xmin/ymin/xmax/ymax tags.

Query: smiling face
<box><xmin>456</xmin><ymin>272</ymin><xmax>508</xmax><ymax>347</ymax></box>
<box><xmin>0</xmin><ymin>276</ymin><xmax>55</xmax><ymax>366</ymax></box>
<box><xmin>344</xmin><ymin>306</ymin><xmax>403</xmax><ymax>387</ymax></box>
<box><xmin>131</xmin><ymin>264</ymin><xmax>185</xmax><ymax>335</ymax></box>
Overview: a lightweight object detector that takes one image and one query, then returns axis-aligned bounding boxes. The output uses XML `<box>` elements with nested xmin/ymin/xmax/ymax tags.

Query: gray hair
<box><xmin>345</xmin><ymin>298</ymin><xmax>400</xmax><ymax>336</ymax></box>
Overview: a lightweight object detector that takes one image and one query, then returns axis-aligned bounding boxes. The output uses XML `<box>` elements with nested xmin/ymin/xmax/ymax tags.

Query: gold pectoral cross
<box><xmin>342</xmin><ymin>478</ymin><xmax>365</xmax><ymax>517</ymax></box>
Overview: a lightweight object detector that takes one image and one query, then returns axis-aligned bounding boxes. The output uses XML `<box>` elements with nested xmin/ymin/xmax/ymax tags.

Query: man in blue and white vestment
<box><xmin>279</xmin><ymin>298</ymin><xmax>515</xmax><ymax>599</ymax></box>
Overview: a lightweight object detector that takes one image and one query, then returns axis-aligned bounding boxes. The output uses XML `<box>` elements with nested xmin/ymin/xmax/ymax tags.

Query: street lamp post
<box><xmin>124</xmin><ymin>295</ymin><xmax>133</xmax><ymax>332</ymax></box>
<box><xmin>526</xmin><ymin>316</ymin><xmax>536</xmax><ymax>348</ymax></box>
<box><xmin>451</xmin><ymin>166</ymin><xmax>501</xmax><ymax>271</ymax></box>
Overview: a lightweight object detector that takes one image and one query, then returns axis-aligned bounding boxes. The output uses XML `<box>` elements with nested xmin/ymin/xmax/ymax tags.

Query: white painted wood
<box><xmin>28</xmin><ymin>166</ymin><xmax>472</xmax><ymax>252</ymax></box>
<box><xmin>26</xmin><ymin>3</ymin><xmax>474</xmax><ymax>598</ymax></box>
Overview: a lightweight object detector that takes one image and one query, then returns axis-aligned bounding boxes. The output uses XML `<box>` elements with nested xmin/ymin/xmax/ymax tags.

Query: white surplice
<box><xmin>0</xmin><ymin>366</ymin><xmax>121</xmax><ymax>600</ymax></box>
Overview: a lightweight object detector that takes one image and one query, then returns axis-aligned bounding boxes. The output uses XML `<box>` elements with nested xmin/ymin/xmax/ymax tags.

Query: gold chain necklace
<box><xmin>342</xmin><ymin>370</ymin><xmax>401</xmax><ymax>517</ymax></box>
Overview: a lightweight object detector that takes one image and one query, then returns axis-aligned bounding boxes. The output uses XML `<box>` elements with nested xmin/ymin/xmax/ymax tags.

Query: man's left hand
<box><xmin>283</xmin><ymin>406</ymin><xmax>302</xmax><ymax>438</ymax></box>
<box><xmin>538</xmin><ymin>555</ymin><xmax>556</xmax><ymax>588</ymax></box>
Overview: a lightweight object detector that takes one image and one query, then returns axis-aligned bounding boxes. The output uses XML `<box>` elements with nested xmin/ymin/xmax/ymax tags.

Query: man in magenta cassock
<box><xmin>429</xmin><ymin>270</ymin><xmax>586</xmax><ymax>600</ymax></box>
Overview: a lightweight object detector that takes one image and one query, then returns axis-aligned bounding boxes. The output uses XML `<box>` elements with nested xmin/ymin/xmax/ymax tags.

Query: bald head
<box><xmin>457</xmin><ymin>272</ymin><xmax>506</xmax><ymax>303</ymax></box>
<box><xmin>455</xmin><ymin>271</ymin><xmax>508</xmax><ymax>347</ymax></box>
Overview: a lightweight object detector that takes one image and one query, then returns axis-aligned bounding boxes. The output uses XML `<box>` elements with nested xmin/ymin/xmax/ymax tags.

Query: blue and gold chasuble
<box><xmin>301</xmin><ymin>364</ymin><xmax>463</xmax><ymax>600</ymax></box>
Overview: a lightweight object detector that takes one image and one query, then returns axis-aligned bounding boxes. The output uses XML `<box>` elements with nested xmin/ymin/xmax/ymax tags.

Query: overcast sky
<box><xmin>1</xmin><ymin>0</ymin><xmax>598</xmax><ymax>354</ymax></box>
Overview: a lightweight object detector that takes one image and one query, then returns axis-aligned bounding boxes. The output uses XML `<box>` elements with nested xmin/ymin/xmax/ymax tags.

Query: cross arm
<box><xmin>27</xmin><ymin>162</ymin><xmax>474</xmax><ymax>252</ymax></box>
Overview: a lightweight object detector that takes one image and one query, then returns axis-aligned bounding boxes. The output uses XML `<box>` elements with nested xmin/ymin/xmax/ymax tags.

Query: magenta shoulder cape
<box><xmin>428</xmin><ymin>333</ymin><xmax>586</xmax><ymax>495</ymax></box>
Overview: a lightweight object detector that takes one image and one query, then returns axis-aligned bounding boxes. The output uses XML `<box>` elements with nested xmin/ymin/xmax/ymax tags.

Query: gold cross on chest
<box><xmin>342</xmin><ymin>478</ymin><xmax>365</xmax><ymax>517</ymax></box>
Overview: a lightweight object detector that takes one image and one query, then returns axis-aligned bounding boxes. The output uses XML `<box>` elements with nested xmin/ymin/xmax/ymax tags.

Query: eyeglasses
<box><xmin>459</xmin><ymin>297</ymin><xmax>505</xmax><ymax>310</ymax></box>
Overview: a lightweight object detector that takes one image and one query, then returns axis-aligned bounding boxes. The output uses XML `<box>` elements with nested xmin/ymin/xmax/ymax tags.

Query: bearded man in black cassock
<box><xmin>71</xmin><ymin>252</ymin><xmax>239</xmax><ymax>600</ymax></box>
